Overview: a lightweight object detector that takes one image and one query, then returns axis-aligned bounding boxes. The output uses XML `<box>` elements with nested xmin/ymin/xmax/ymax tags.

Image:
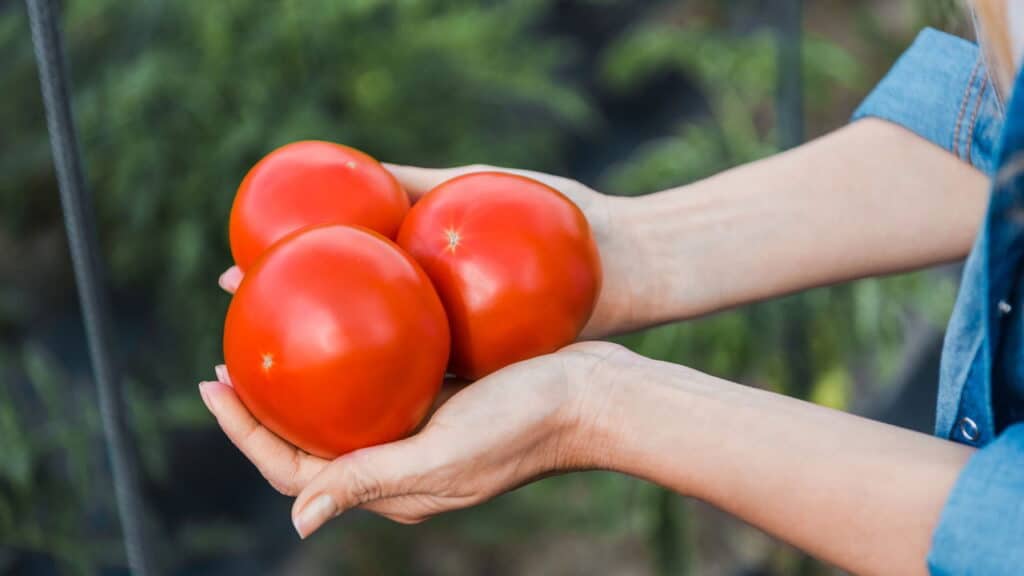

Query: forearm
<box><xmin>585</xmin><ymin>353</ymin><xmax>974</xmax><ymax>576</ymax></box>
<box><xmin>611</xmin><ymin>118</ymin><xmax>989</xmax><ymax>330</ymax></box>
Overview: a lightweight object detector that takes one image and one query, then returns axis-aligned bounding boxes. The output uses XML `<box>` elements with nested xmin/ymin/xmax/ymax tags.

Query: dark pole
<box><xmin>775</xmin><ymin>4</ymin><xmax>825</xmax><ymax>575</ymax></box>
<box><xmin>775</xmin><ymin>0</ymin><xmax>812</xmax><ymax>400</ymax></box>
<box><xmin>777</xmin><ymin>0</ymin><xmax>804</xmax><ymax>150</ymax></box>
<box><xmin>24</xmin><ymin>1</ymin><xmax>156</xmax><ymax>574</ymax></box>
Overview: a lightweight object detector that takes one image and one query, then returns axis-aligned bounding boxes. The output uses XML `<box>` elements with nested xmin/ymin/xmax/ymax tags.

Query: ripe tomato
<box><xmin>397</xmin><ymin>172</ymin><xmax>602</xmax><ymax>379</ymax></box>
<box><xmin>229</xmin><ymin>140</ymin><xmax>409</xmax><ymax>270</ymax></box>
<box><xmin>223</xmin><ymin>225</ymin><xmax>449</xmax><ymax>458</ymax></box>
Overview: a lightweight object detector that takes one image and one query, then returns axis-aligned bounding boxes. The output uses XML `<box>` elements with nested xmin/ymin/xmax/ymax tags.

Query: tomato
<box><xmin>229</xmin><ymin>140</ymin><xmax>409</xmax><ymax>270</ymax></box>
<box><xmin>397</xmin><ymin>172</ymin><xmax>602</xmax><ymax>379</ymax></box>
<box><xmin>223</xmin><ymin>225</ymin><xmax>449</xmax><ymax>458</ymax></box>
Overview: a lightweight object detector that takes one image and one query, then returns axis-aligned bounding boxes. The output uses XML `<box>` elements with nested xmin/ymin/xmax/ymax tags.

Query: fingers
<box><xmin>200</xmin><ymin>368</ymin><xmax>326</xmax><ymax>496</ymax></box>
<box><xmin>219</xmin><ymin>266</ymin><xmax>243</xmax><ymax>294</ymax></box>
<box><xmin>383</xmin><ymin>162</ymin><xmax>586</xmax><ymax>208</ymax></box>
<box><xmin>382</xmin><ymin>163</ymin><xmax>544</xmax><ymax>200</ymax></box>
<box><xmin>290</xmin><ymin>437</ymin><xmax>430</xmax><ymax>538</ymax></box>
<box><xmin>382</xmin><ymin>163</ymin><xmax>481</xmax><ymax>201</ymax></box>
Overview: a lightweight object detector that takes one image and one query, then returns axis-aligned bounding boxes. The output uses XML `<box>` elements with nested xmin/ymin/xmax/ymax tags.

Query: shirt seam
<box><xmin>953</xmin><ymin>57</ymin><xmax>983</xmax><ymax>158</ymax></box>
<box><xmin>966</xmin><ymin>73</ymin><xmax>989</xmax><ymax>164</ymax></box>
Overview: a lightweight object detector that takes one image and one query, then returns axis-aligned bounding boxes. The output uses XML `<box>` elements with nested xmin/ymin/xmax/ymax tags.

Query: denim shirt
<box><xmin>853</xmin><ymin>28</ymin><xmax>1024</xmax><ymax>574</ymax></box>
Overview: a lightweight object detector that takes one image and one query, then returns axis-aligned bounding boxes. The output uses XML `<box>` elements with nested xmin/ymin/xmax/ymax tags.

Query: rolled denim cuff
<box><xmin>928</xmin><ymin>423</ymin><xmax>1024</xmax><ymax>575</ymax></box>
<box><xmin>852</xmin><ymin>28</ymin><xmax>1003</xmax><ymax>176</ymax></box>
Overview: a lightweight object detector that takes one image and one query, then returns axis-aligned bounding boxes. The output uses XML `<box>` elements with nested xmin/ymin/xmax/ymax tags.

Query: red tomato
<box><xmin>229</xmin><ymin>140</ymin><xmax>409</xmax><ymax>270</ymax></box>
<box><xmin>397</xmin><ymin>172</ymin><xmax>602</xmax><ymax>379</ymax></box>
<box><xmin>223</xmin><ymin>225</ymin><xmax>449</xmax><ymax>458</ymax></box>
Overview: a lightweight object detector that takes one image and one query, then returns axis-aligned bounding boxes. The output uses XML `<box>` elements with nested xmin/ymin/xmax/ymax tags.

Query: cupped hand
<box><xmin>199</xmin><ymin>341</ymin><xmax>628</xmax><ymax>539</ymax></box>
<box><xmin>219</xmin><ymin>163</ymin><xmax>644</xmax><ymax>338</ymax></box>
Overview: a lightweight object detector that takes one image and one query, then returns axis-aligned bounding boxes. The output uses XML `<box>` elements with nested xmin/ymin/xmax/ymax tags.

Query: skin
<box><xmin>203</xmin><ymin>118</ymin><xmax>990</xmax><ymax>575</ymax></box>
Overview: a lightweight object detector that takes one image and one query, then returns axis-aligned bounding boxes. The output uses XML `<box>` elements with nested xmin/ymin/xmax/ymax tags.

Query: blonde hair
<box><xmin>972</xmin><ymin>0</ymin><xmax>1015</xmax><ymax>98</ymax></box>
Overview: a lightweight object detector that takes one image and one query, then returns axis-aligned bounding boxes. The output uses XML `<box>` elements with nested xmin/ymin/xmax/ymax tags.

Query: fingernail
<box><xmin>218</xmin><ymin>268</ymin><xmax>241</xmax><ymax>293</ymax></box>
<box><xmin>198</xmin><ymin>382</ymin><xmax>214</xmax><ymax>413</ymax></box>
<box><xmin>215</xmin><ymin>364</ymin><xmax>231</xmax><ymax>386</ymax></box>
<box><xmin>293</xmin><ymin>493</ymin><xmax>337</xmax><ymax>539</ymax></box>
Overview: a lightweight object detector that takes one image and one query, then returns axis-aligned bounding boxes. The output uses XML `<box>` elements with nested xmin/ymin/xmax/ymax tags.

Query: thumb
<box><xmin>290</xmin><ymin>437</ymin><xmax>427</xmax><ymax>538</ymax></box>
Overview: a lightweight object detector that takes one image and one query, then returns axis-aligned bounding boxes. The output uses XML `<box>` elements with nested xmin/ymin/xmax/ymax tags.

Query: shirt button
<box><xmin>998</xmin><ymin>300</ymin><xmax>1013</xmax><ymax>315</ymax></box>
<box><xmin>958</xmin><ymin>417</ymin><xmax>980</xmax><ymax>442</ymax></box>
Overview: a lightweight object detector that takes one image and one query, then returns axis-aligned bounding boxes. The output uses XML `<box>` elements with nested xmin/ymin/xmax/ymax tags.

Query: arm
<box><xmin>368</xmin><ymin>118</ymin><xmax>988</xmax><ymax>338</ymax></box>
<box><xmin>205</xmin><ymin>130</ymin><xmax>994</xmax><ymax>571</ymax></box>
<box><xmin>218</xmin><ymin>118</ymin><xmax>989</xmax><ymax>336</ymax></box>
<box><xmin>615</xmin><ymin>118</ymin><xmax>989</xmax><ymax>332</ymax></box>
<box><xmin>614</xmin><ymin>25</ymin><xmax>1000</xmax><ymax>332</ymax></box>
<box><xmin>202</xmin><ymin>342</ymin><xmax>974</xmax><ymax>575</ymax></box>
<box><xmin>584</xmin><ymin>345</ymin><xmax>975</xmax><ymax>576</ymax></box>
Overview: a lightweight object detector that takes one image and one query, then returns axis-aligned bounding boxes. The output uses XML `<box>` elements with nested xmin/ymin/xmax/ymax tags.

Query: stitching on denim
<box><xmin>966</xmin><ymin>75</ymin><xmax>988</xmax><ymax>166</ymax></box>
<box><xmin>954</xmin><ymin>58</ymin><xmax>982</xmax><ymax>158</ymax></box>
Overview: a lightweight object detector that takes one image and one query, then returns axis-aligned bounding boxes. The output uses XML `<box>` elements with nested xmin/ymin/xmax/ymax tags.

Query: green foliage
<box><xmin>600</xmin><ymin>22</ymin><xmax>860</xmax><ymax>193</ymax></box>
<box><xmin>0</xmin><ymin>345</ymin><xmax>122</xmax><ymax>575</ymax></box>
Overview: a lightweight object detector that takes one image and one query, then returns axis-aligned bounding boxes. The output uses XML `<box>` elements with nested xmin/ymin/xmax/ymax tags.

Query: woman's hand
<box><xmin>199</xmin><ymin>341</ymin><xmax>629</xmax><ymax>539</ymax></box>
<box><xmin>219</xmin><ymin>163</ymin><xmax>647</xmax><ymax>338</ymax></box>
<box><xmin>222</xmin><ymin>122</ymin><xmax>994</xmax><ymax>338</ymax></box>
<box><xmin>202</xmin><ymin>325</ymin><xmax>976</xmax><ymax>575</ymax></box>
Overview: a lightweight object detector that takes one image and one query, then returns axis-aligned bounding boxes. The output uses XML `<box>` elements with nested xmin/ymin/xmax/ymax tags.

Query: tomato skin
<box><xmin>223</xmin><ymin>225</ymin><xmax>449</xmax><ymax>458</ymax></box>
<box><xmin>397</xmin><ymin>172</ymin><xmax>602</xmax><ymax>380</ymax></box>
<box><xmin>229</xmin><ymin>140</ymin><xmax>409</xmax><ymax>271</ymax></box>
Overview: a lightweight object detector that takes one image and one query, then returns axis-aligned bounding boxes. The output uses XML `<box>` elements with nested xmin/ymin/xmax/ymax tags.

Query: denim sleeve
<box><xmin>852</xmin><ymin>28</ymin><xmax>1003</xmax><ymax>176</ymax></box>
<box><xmin>928</xmin><ymin>423</ymin><xmax>1024</xmax><ymax>575</ymax></box>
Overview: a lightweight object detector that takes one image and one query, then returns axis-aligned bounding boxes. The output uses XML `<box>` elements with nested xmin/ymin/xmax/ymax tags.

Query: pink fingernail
<box><xmin>218</xmin><ymin>268</ymin><xmax>242</xmax><ymax>293</ymax></box>
<box><xmin>215</xmin><ymin>364</ymin><xmax>231</xmax><ymax>386</ymax></box>
<box><xmin>198</xmin><ymin>382</ymin><xmax>214</xmax><ymax>413</ymax></box>
<box><xmin>293</xmin><ymin>493</ymin><xmax>338</xmax><ymax>540</ymax></box>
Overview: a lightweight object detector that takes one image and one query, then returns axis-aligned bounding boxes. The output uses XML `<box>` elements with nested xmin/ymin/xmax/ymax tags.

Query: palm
<box><xmin>207</xmin><ymin>162</ymin><xmax>634</xmax><ymax>536</ymax></box>
<box><xmin>201</xmin><ymin>372</ymin><xmax>466</xmax><ymax>498</ymax></box>
<box><xmin>204</xmin><ymin>357</ymin><xmax>562</xmax><ymax>499</ymax></box>
<box><xmin>202</xmin><ymin>343</ymin><xmax>613</xmax><ymax>532</ymax></box>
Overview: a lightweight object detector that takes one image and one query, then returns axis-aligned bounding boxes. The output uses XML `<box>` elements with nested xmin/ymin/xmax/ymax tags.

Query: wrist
<box><xmin>581</xmin><ymin>187</ymin><xmax>718</xmax><ymax>337</ymax></box>
<box><xmin>603</xmin><ymin>194</ymin><xmax>656</xmax><ymax>334</ymax></box>
<box><xmin>556</xmin><ymin>342</ymin><xmax>690</xmax><ymax>475</ymax></box>
<box><xmin>550</xmin><ymin>342</ymin><xmax>638</xmax><ymax>470</ymax></box>
<box><xmin>578</xmin><ymin>193</ymin><xmax>642</xmax><ymax>338</ymax></box>
<box><xmin>567</xmin><ymin>347</ymin><xmax>718</xmax><ymax>496</ymax></box>
<box><xmin>602</xmin><ymin>190</ymin><xmax>725</xmax><ymax>333</ymax></box>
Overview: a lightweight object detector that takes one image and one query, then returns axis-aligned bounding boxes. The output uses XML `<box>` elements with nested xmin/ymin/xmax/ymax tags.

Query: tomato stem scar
<box><xmin>444</xmin><ymin>228</ymin><xmax>461</xmax><ymax>253</ymax></box>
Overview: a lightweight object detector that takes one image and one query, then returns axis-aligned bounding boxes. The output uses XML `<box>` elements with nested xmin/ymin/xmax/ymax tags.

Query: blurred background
<box><xmin>0</xmin><ymin>0</ymin><xmax>972</xmax><ymax>574</ymax></box>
